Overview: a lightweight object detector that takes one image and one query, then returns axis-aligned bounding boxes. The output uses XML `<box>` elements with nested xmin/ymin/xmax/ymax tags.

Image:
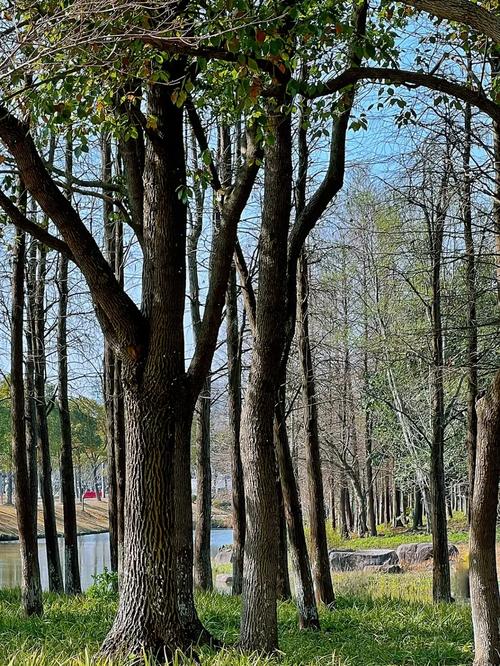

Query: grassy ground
<box><xmin>0</xmin><ymin>571</ymin><xmax>473</xmax><ymax>666</ymax></box>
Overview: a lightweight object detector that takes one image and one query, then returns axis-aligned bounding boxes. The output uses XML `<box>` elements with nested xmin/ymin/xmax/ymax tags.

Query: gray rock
<box><xmin>215</xmin><ymin>573</ymin><xmax>233</xmax><ymax>588</ymax></box>
<box><xmin>214</xmin><ymin>545</ymin><xmax>233</xmax><ymax>565</ymax></box>
<box><xmin>397</xmin><ymin>542</ymin><xmax>460</xmax><ymax>565</ymax></box>
<box><xmin>329</xmin><ymin>548</ymin><xmax>398</xmax><ymax>572</ymax></box>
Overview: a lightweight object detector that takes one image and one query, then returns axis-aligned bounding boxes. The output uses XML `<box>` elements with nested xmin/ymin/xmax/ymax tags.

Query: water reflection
<box><xmin>0</xmin><ymin>530</ymin><xmax>233</xmax><ymax>591</ymax></box>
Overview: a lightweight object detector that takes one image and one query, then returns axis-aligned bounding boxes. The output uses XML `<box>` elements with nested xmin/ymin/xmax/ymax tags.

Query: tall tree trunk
<box><xmin>274</xmin><ymin>395</ymin><xmax>320</xmax><ymax>626</ymax></box>
<box><xmin>428</xmin><ymin>181</ymin><xmax>452</xmax><ymax>604</ymax></box>
<box><xmin>6</xmin><ymin>468</ymin><xmax>12</xmax><ymax>505</ymax></box>
<box><xmin>193</xmin><ymin>378</ymin><xmax>212</xmax><ymax>591</ymax></box>
<box><xmin>365</xmin><ymin>416</ymin><xmax>377</xmax><ymax>536</ymax></box>
<box><xmin>469</xmin><ymin>371</ymin><xmax>500</xmax><ymax>666</ymax></box>
<box><xmin>57</xmin><ymin>130</ymin><xmax>81</xmax><ymax>595</ymax></box>
<box><xmin>25</xmin><ymin>239</ymin><xmax>39</xmax><ymax>525</ymax></box>
<box><xmin>413</xmin><ymin>484</ymin><xmax>423</xmax><ymax>530</ymax></box>
<box><xmin>297</xmin><ymin>250</ymin><xmax>335</xmax><ymax>607</ymax></box>
<box><xmin>102</xmin><ymin>132</ymin><xmax>118</xmax><ymax>572</ymax></box>
<box><xmin>11</xmin><ymin>190</ymin><xmax>43</xmax><ymax>615</ymax></box>
<box><xmin>34</xmin><ymin>236</ymin><xmax>63</xmax><ymax>594</ymax></box>
<box><xmin>276</xmin><ymin>473</ymin><xmax>291</xmax><ymax>601</ymax></box>
<box><xmin>462</xmin><ymin>81</ymin><xmax>478</xmax><ymax>520</ymax></box>
<box><xmin>226</xmin><ymin>264</ymin><xmax>245</xmax><ymax>595</ymax></box>
<box><xmin>240</xmin><ymin>108</ymin><xmax>292</xmax><ymax>652</ymax></box>
<box><xmin>101</xmin><ymin>83</ymin><xmax>202</xmax><ymax>658</ymax></box>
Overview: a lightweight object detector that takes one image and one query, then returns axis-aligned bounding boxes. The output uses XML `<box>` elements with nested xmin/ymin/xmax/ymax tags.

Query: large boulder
<box><xmin>214</xmin><ymin>545</ymin><xmax>233</xmax><ymax>565</ymax></box>
<box><xmin>396</xmin><ymin>542</ymin><xmax>459</xmax><ymax>565</ymax></box>
<box><xmin>329</xmin><ymin>548</ymin><xmax>398</xmax><ymax>572</ymax></box>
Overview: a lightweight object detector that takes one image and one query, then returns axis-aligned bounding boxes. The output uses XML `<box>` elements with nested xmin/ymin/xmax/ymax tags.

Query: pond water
<box><xmin>0</xmin><ymin>529</ymin><xmax>233</xmax><ymax>591</ymax></box>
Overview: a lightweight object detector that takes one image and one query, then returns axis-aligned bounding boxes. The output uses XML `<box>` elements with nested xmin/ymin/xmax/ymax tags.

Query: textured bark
<box><xmin>297</xmin><ymin>250</ymin><xmax>335</xmax><ymax>606</ymax></box>
<box><xmin>226</xmin><ymin>265</ymin><xmax>245</xmax><ymax>596</ymax></box>
<box><xmin>11</xmin><ymin>203</ymin><xmax>43</xmax><ymax>615</ymax></box>
<box><xmin>339</xmin><ymin>476</ymin><xmax>350</xmax><ymax>539</ymax></box>
<box><xmin>240</xmin><ymin>108</ymin><xmax>292</xmax><ymax>653</ymax></box>
<box><xmin>101</xmin><ymin>83</ymin><xmax>193</xmax><ymax>658</ymax></box>
<box><xmin>365</xmin><ymin>416</ymin><xmax>377</xmax><ymax>537</ymax></box>
<box><xmin>469</xmin><ymin>371</ymin><xmax>500</xmax><ymax>666</ymax></box>
<box><xmin>58</xmin><ymin>131</ymin><xmax>81</xmax><ymax>595</ymax></box>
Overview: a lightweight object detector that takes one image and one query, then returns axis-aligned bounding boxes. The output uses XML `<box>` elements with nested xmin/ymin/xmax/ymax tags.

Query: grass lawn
<box><xmin>0</xmin><ymin>572</ymin><xmax>473</xmax><ymax>666</ymax></box>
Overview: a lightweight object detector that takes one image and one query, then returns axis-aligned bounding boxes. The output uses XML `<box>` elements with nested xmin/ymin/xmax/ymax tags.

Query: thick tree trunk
<box><xmin>240</xmin><ymin>109</ymin><xmax>292</xmax><ymax>653</ymax></box>
<box><xmin>226</xmin><ymin>264</ymin><xmax>245</xmax><ymax>596</ymax></box>
<box><xmin>297</xmin><ymin>250</ymin><xmax>335</xmax><ymax>607</ymax></box>
<box><xmin>469</xmin><ymin>371</ymin><xmax>500</xmax><ymax>666</ymax></box>
<box><xmin>11</xmin><ymin>221</ymin><xmax>43</xmax><ymax>616</ymax></box>
<box><xmin>101</xmin><ymin>84</ymin><xmax>205</xmax><ymax>658</ymax></box>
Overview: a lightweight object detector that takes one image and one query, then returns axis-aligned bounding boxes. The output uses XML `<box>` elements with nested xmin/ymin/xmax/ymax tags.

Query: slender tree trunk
<box><xmin>57</xmin><ymin>130</ymin><xmax>81</xmax><ymax>595</ymax></box>
<box><xmin>469</xmin><ymin>371</ymin><xmax>500</xmax><ymax>666</ymax></box>
<box><xmin>226</xmin><ymin>264</ymin><xmax>245</xmax><ymax>595</ymax></box>
<box><xmin>6</xmin><ymin>468</ymin><xmax>12</xmax><ymax>505</ymax></box>
<box><xmin>339</xmin><ymin>474</ymin><xmax>349</xmax><ymax>539</ymax></box>
<box><xmin>462</xmin><ymin>84</ymin><xmax>478</xmax><ymax>521</ymax></box>
<box><xmin>33</xmin><ymin>237</ymin><xmax>63</xmax><ymax>594</ymax></box>
<box><xmin>428</xmin><ymin>185</ymin><xmax>452</xmax><ymax>604</ymax></box>
<box><xmin>365</xmin><ymin>417</ymin><xmax>377</xmax><ymax>536</ymax></box>
<box><xmin>413</xmin><ymin>484</ymin><xmax>423</xmax><ymax>530</ymax></box>
<box><xmin>297</xmin><ymin>249</ymin><xmax>335</xmax><ymax>607</ymax></box>
<box><xmin>276</xmin><ymin>474</ymin><xmax>291</xmax><ymax>601</ymax></box>
<box><xmin>274</xmin><ymin>396</ymin><xmax>320</xmax><ymax>627</ymax></box>
<box><xmin>11</xmin><ymin>215</ymin><xmax>43</xmax><ymax>615</ymax></box>
<box><xmin>194</xmin><ymin>378</ymin><xmax>213</xmax><ymax>591</ymax></box>
<box><xmin>240</xmin><ymin>108</ymin><xmax>292</xmax><ymax>653</ymax></box>
<box><xmin>25</xmin><ymin>239</ymin><xmax>39</xmax><ymax>524</ymax></box>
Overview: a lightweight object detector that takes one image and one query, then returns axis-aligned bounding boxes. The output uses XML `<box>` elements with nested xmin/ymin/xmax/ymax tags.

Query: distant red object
<box><xmin>83</xmin><ymin>490</ymin><xmax>101</xmax><ymax>500</ymax></box>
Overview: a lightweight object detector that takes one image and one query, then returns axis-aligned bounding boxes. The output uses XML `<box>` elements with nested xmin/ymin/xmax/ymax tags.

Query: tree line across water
<box><xmin>0</xmin><ymin>0</ymin><xmax>498</xmax><ymax>664</ymax></box>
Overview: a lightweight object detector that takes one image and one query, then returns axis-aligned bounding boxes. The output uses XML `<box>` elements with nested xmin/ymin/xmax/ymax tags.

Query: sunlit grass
<box><xmin>0</xmin><ymin>571</ymin><xmax>473</xmax><ymax>666</ymax></box>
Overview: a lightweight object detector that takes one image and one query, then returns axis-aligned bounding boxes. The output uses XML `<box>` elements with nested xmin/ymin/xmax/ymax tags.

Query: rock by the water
<box><xmin>329</xmin><ymin>548</ymin><xmax>398</xmax><ymax>572</ymax></box>
<box><xmin>396</xmin><ymin>542</ymin><xmax>459</xmax><ymax>565</ymax></box>
<box><xmin>214</xmin><ymin>545</ymin><xmax>233</xmax><ymax>565</ymax></box>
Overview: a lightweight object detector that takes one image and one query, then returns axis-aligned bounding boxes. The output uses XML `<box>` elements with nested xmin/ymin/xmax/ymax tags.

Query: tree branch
<box><xmin>0</xmin><ymin>105</ymin><xmax>146</xmax><ymax>356</ymax></box>
<box><xmin>187</xmin><ymin>125</ymin><xmax>260</xmax><ymax>396</ymax></box>
<box><xmin>0</xmin><ymin>189</ymin><xmax>74</xmax><ymax>259</ymax></box>
<box><xmin>309</xmin><ymin>66</ymin><xmax>500</xmax><ymax>123</ymax></box>
<box><xmin>398</xmin><ymin>0</ymin><xmax>500</xmax><ymax>44</ymax></box>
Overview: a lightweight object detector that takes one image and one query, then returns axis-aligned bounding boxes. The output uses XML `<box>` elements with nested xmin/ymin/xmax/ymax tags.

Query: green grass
<box><xmin>324</xmin><ymin>513</ymin><xmax>470</xmax><ymax>551</ymax></box>
<box><xmin>0</xmin><ymin>572</ymin><xmax>473</xmax><ymax>666</ymax></box>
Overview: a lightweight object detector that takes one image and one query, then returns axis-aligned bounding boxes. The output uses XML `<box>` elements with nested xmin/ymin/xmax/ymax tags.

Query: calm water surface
<box><xmin>0</xmin><ymin>529</ymin><xmax>233</xmax><ymax>591</ymax></box>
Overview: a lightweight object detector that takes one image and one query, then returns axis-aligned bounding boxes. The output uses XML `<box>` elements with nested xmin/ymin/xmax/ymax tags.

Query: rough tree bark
<box><xmin>239</xmin><ymin>108</ymin><xmax>292</xmax><ymax>652</ymax></box>
<box><xmin>469</xmin><ymin>371</ymin><xmax>500</xmax><ymax>666</ymax></box>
